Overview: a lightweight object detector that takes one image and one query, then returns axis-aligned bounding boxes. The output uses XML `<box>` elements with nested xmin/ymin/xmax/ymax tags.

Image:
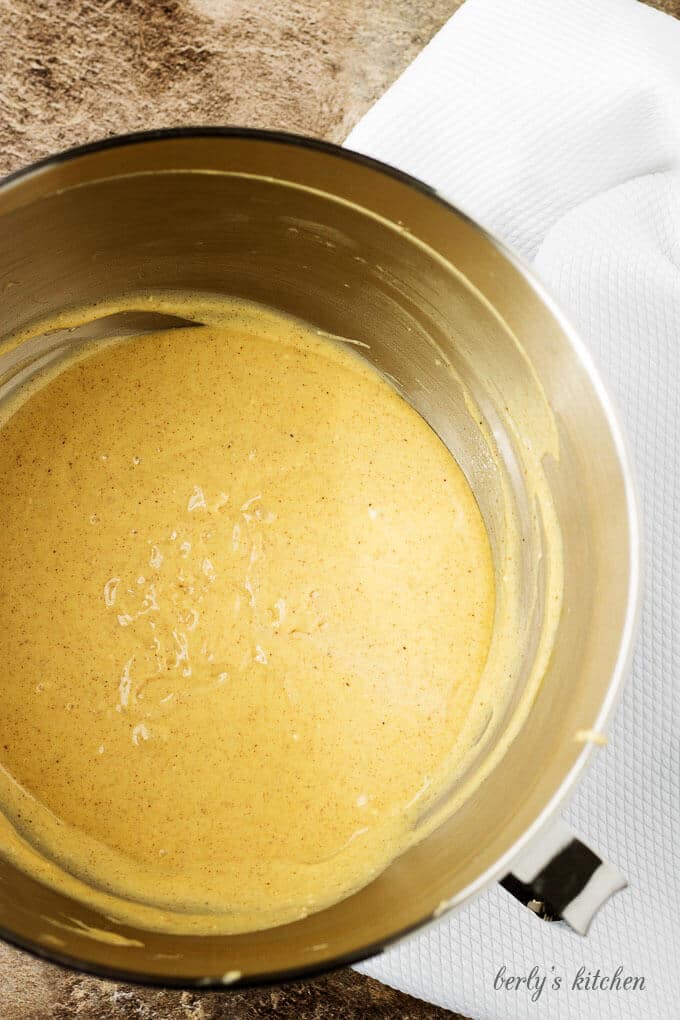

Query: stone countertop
<box><xmin>0</xmin><ymin>946</ymin><xmax>457</xmax><ymax>1019</ymax></box>
<box><xmin>1</xmin><ymin>0</ymin><xmax>462</xmax><ymax>172</ymax></box>
<box><xmin>0</xmin><ymin>0</ymin><xmax>678</xmax><ymax>1017</ymax></box>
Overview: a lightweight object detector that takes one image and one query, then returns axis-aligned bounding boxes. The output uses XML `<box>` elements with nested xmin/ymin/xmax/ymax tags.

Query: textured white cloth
<box><xmin>345</xmin><ymin>1</ymin><xmax>680</xmax><ymax>1017</ymax></box>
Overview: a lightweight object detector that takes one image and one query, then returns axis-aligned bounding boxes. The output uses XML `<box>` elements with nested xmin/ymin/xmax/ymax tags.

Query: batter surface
<box><xmin>0</xmin><ymin>301</ymin><xmax>495</xmax><ymax>934</ymax></box>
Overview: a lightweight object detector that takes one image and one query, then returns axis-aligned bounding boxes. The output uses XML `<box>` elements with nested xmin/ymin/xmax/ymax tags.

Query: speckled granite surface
<box><xmin>0</xmin><ymin>0</ymin><xmax>678</xmax><ymax>1017</ymax></box>
<box><xmin>0</xmin><ymin>947</ymin><xmax>459</xmax><ymax>1019</ymax></box>
<box><xmin>0</xmin><ymin>0</ymin><xmax>461</xmax><ymax>174</ymax></box>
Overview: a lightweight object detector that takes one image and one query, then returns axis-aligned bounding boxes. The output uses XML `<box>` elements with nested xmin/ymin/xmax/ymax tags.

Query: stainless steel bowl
<box><xmin>0</xmin><ymin>129</ymin><xmax>639</xmax><ymax>986</ymax></box>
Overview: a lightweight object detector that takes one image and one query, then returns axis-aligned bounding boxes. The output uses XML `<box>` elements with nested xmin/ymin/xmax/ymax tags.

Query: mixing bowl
<box><xmin>0</xmin><ymin>129</ymin><xmax>639</xmax><ymax>986</ymax></box>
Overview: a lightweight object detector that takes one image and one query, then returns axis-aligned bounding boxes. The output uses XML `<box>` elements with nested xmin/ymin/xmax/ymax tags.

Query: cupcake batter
<box><xmin>0</xmin><ymin>300</ymin><xmax>495</xmax><ymax>934</ymax></box>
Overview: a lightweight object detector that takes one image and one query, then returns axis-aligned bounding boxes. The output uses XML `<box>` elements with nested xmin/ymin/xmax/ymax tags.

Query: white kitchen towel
<box><xmin>346</xmin><ymin>1</ymin><xmax>680</xmax><ymax>1018</ymax></box>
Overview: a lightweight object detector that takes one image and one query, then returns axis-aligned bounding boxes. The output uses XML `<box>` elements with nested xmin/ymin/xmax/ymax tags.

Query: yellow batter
<box><xmin>0</xmin><ymin>301</ymin><xmax>495</xmax><ymax>934</ymax></box>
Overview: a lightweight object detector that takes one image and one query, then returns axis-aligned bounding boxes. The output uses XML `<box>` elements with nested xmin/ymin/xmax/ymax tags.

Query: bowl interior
<box><xmin>0</xmin><ymin>132</ymin><xmax>635</xmax><ymax>985</ymax></box>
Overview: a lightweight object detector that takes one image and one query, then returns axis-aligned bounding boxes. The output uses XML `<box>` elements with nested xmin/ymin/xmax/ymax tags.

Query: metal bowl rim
<box><xmin>0</xmin><ymin>126</ymin><xmax>641</xmax><ymax>989</ymax></box>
